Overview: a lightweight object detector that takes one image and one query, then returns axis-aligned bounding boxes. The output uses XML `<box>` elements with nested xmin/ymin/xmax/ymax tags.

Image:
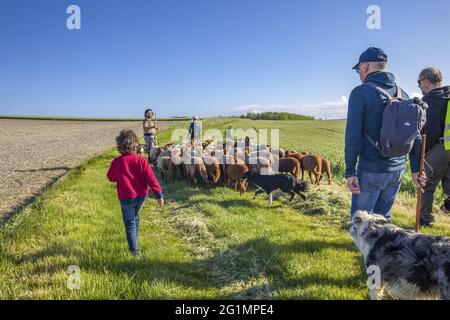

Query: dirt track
<box><xmin>0</xmin><ymin>119</ymin><xmax>176</xmax><ymax>221</ymax></box>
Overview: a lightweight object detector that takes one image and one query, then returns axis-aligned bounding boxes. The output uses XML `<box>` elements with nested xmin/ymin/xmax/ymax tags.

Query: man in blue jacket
<box><xmin>345</xmin><ymin>47</ymin><xmax>426</xmax><ymax>222</ymax></box>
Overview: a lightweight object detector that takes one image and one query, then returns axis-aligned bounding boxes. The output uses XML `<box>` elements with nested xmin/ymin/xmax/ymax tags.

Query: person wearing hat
<box><xmin>345</xmin><ymin>47</ymin><xmax>426</xmax><ymax>222</ymax></box>
<box><xmin>143</xmin><ymin>108</ymin><xmax>159</xmax><ymax>153</ymax></box>
<box><xmin>188</xmin><ymin>116</ymin><xmax>202</xmax><ymax>144</ymax></box>
<box><xmin>417</xmin><ymin>67</ymin><xmax>450</xmax><ymax>226</ymax></box>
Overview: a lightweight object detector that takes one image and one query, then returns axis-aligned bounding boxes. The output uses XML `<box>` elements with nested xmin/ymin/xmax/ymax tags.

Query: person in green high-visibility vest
<box><xmin>418</xmin><ymin>67</ymin><xmax>450</xmax><ymax>227</ymax></box>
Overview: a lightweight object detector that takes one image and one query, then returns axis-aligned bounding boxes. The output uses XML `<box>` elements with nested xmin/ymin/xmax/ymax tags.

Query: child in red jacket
<box><xmin>107</xmin><ymin>130</ymin><xmax>164</xmax><ymax>257</ymax></box>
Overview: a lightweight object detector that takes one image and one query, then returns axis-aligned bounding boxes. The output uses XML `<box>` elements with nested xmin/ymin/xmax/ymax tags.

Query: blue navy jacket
<box><xmin>345</xmin><ymin>71</ymin><xmax>422</xmax><ymax>177</ymax></box>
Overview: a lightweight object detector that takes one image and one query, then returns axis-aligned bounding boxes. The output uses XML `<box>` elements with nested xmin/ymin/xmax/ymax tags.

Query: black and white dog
<box><xmin>350</xmin><ymin>210</ymin><xmax>450</xmax><ymax>300</ymax></box>
<box><xmin>242</xmin><ymin>172</ymin><xmax>308</xmax><ymax>206</ymax></box>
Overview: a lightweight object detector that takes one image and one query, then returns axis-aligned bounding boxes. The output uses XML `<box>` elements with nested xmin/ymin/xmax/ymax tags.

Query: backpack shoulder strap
<box><xmin>396</xmin><ymin>86</ymin><xmax>403</xmax><ymax>99</ymax></box>
<box><xmin>365</xmin><ymin>82</ymin><xmax>394</xmax><ymax>100</ymax></box>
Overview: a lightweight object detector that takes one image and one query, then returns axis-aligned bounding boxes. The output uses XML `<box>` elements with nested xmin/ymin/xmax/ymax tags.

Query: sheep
<box><xmin>285</xmin><ymin>153</ymin><xmax>307</xmax><ymax>174</ymax></box>
<box><xmin>246</xmin><ymin>156</ymin><xmax>272</xmax><ymax>175</ymax></box>
<box><xmin>271</xmin><ymin>148</ymin><xmax>285</xmax><ymax>158</ymax></box>
<box><xmin>221</xmin><ymin>155</ymin><xmax>244</xmax><ymax>182</ymax></box>
<box><xmin>170</xmin><ymin>149</ymin><xmax>184</xmax><ymax>182</ymax></box>
<box><xmin>224</xmin><ymin>155</ymin><xmax>245</xmax><ymax>165</ymax></box>
<box><xmin>226</xmin><ymin>164</ymin><xmax>249</xmax><ymax>195</ymax></box>
<box><xmin>275</xmin><ymin>157</ymin><xmax>301</xmax><ymax>178</ymax></box>
<box><xmin>255</xmin><ymin>144</ymin><xmax>270</xmax><ymax>152</ymax></box>
<box><xmin>202</xmin><ymin>139</ymin><xmax>214</xmax><ymax>150</ymax></box>
<box><xmin>301</xmin><ymin>154</ymin><xmax>322</xmax><ymax>186</ymax></box>
<box><xmin>156</xmin><ymin>156</ymin><xmax>172</xmax><ymax>183</ymax></box>
<box><xmin>149</xmin><ymin>144</ymin><xmax>173</xmax><ymax>164</ymax></box>
<box><xmin>284</xmin><ymin>150</ymin><xmax>298</xmax><ymax>157</ymax></box>
<box><xmin>203</xmin><ymin>155</ymin><xmax>221</xmax><ymax>184</ymax></box>
<box><xmin>184</xmin><ymin>156</ymin><xmax>209</xmax><ymax>185</ymax></box>
<box><xmin>248</xmin><ymin>149</ymin><xmax>272</xmax><ymax>160</ymax></box>
<box><xmin>319</xmin><ymin>157</ymin><xmax>332</xmax><ymax>185</ymax></box>
<box><xmin>135</xmin><ymin>144</ymin><xmax>146</xmax><ymax>154</ymax></box>
<box><xmin>149</xmin><ymin>146</ymin><xmax>162</xmax><ymax>164</ymax></box>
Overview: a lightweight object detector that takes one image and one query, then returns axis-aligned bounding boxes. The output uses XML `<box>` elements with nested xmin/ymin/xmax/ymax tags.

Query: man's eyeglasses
<box><xmin>355</xmin><ymin>65</ymin><xmax>360</xmax><ymax>74</ymax></box>
<box><xmin>417</xmin><ymin>78</ymin><xmax>426</xmax><ymax>86</ymax></box>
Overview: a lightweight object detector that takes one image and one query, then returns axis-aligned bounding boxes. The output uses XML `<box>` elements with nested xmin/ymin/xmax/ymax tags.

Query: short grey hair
<box><xmin>419</xmin><ymin>67</ymin><xmax>443</xmax><ymax>85</ymax></box>
<box><xmin>368</xmin><ymin>61</ymin><xmax>387</xmax><ymax>71</ymax></box>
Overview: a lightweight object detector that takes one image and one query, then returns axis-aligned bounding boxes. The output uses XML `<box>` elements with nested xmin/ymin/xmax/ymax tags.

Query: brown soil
<box><xmin>0</xmin><ymin>119</ymin><xmax>176</xmax><ymax>222</ymax></box>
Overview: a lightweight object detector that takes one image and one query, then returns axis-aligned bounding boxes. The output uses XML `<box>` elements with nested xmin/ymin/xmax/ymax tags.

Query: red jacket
<box><xmin>107</xmin><ymin>152</ymin><xmax>163</xmax><ymax>201</ymax></box>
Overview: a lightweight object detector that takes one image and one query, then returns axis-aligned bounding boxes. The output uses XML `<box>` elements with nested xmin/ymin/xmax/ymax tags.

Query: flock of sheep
<box><xmin>140</xmin><ymin>137</ymin><xmax>332</xmax><ymax>194</ymax></box>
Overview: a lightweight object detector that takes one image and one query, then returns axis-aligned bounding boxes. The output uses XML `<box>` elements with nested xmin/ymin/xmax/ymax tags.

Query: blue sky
<box><xmin>1</xmin><ymin>0</ymin><xmax>449</xmax><ymax>119</ymax></box>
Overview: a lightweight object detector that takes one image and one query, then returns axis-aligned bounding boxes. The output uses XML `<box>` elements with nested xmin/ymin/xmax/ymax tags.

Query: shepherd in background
<box><xmin>418</xmin><ymin>67</ymin><xmax>450</xmax><ymax>226</ymax></box>
<box><xmin>143</xmin><ymin>108</ymin><xmax>159</xmax><ymax>153</ymax></box>
<box><xmin>188</xmin><ymin>116</ymin><xmax>202</xmax><ymax>144</ymax></box>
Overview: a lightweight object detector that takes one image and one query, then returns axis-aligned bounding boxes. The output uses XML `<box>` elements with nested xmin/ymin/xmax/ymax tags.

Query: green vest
<box><xmin>445</xmin><ymin>100</ymin><xmax>450</xmax><ymax>150</ymax></box>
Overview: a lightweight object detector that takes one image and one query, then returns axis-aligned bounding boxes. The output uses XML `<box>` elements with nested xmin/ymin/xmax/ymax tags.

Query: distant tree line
<box><xmin>237</xmin><ymin>112</ymin><xmax>314</xmax><ymax>121</ymax></box>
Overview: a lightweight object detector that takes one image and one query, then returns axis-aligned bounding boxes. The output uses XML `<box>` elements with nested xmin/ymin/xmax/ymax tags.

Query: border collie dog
<box><xmin>350</xmin><ymin>210</ymin><xmax>450</xmax><ymax>300</ymax></box>
<box><xmin>242</xmin><ymin>171</ymin><xmax>308</xmax><ymax>206</ymax></box>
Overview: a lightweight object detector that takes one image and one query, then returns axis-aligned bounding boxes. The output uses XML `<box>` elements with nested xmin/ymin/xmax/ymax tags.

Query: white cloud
<box><xmin>233</xmin><ymin>96</ymin><xmax>349</xmax><ymax>120</ymax></box>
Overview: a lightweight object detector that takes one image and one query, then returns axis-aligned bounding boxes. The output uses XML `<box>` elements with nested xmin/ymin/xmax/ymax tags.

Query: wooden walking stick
<box><xmin>415</xmin><ymin>134</ymin><xmax>427</xmax><ymax>232</ymax></box>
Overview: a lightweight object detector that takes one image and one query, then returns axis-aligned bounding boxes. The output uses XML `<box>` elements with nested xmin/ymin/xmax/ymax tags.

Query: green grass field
<box><xmin>1</xmin><ymin>118</ymin><xmax>450</xmax><ymax>299</ymax></box>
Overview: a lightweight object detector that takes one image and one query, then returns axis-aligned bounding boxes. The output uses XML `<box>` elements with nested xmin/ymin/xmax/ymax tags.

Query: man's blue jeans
<box><xmin>350</xmin><ymin>169</ymin><xmax>405</xmax><ymax>222</ymax></box>
<box><xmin>120</xmin><ymin>196</ymin><xmax>146</xmax><ymax>253</ymax></box>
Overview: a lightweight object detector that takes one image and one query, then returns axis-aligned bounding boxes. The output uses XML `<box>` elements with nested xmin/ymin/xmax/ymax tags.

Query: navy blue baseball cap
<box><xmin>352</xmin><ymin>47</ymin><xmax>388</xmax><ymax>69</ymax></box>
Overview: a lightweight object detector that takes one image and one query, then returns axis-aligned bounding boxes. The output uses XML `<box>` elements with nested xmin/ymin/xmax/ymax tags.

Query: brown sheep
<box><xmin>276</xmin><ymin>157</ymin><xmax>301</xmax><ymax>178</ymax></box>
<box><xmin>222</xmin><ymin>155</ymin><xmax>245</xmax><ymax>182</ymax></box>
<box><xmin>170</xmin><ymin>152</ymin><xmax>184</xmax><ymax>183</ymax></box>
<box><xmin>156</xmin><ymin>156</ymin><xmax>172</xmax><ymax>183</ymax></box>
<box><xmin>286</xmin><ymin>153</ymin><xmax>306</xmax><ymax>172</ymax></box>
<box><xmin>301</xmin><ymin>154</ymin><xmax>322</xmax><ymax>185</ymax></box>
<box><xmin>319</xmin><ymin>157</ymin><xmax>332</xmax><ymax>185</ymax></box>
<box><xmin>149</xmin><ymin>146</ymin><xmax>172</xmax><ymax>164</ymax></box>
<box><xmin>202</xmin><ymin>139</ymin><xmax>214</xmax><ymax>150</ymax></box>
<box><xmin>204</xmin><ymin>156</ymin><xmax>221</xmax><ymax>184</ymax></box>
<box><xmin>149</xmin><ymin>146</ymin><xmax>162</xmax><ymax>164</ymax></box>
<box><xmin>185</xmin><ymin>157</ymin><xmax>209</xmax><ymax>185</ymax></box>
<box><xmin>136</xmin><ymin>144</ymin><xmax>147</xmax><ymax>155</ymax></box>
<box><xmin>226</xmin><ymin>164</ymin><xmax>249</xmax><ymax>195</ymax></box>
<box><xmin>284</xmin><ymin>150</ymin><xmax>298</xmax><ymax>157</ymax></box>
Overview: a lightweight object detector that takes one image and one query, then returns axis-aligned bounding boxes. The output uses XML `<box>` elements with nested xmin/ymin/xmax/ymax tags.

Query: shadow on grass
<box><xmin>4</xmin><ymin>236</ymin><xmax>364</xmax><ymax>299</ymax></box>
<box><xmin>161</xmin><ymin>178</ymin><xmax>304</xmax><ymax>210</ymax></box>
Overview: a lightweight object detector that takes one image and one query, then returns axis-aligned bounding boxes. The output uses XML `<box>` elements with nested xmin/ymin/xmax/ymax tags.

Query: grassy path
<box><xmin>1</xmin><ymin>118</ymin><xmax>449</xmax><ymax>299</ymax></box>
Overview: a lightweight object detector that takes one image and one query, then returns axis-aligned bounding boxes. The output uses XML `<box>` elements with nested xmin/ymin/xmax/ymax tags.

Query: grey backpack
<box><xmin>364</xmin><ymin>82</ymin><xmax>427</xmax><ymax>158</ymax></box>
